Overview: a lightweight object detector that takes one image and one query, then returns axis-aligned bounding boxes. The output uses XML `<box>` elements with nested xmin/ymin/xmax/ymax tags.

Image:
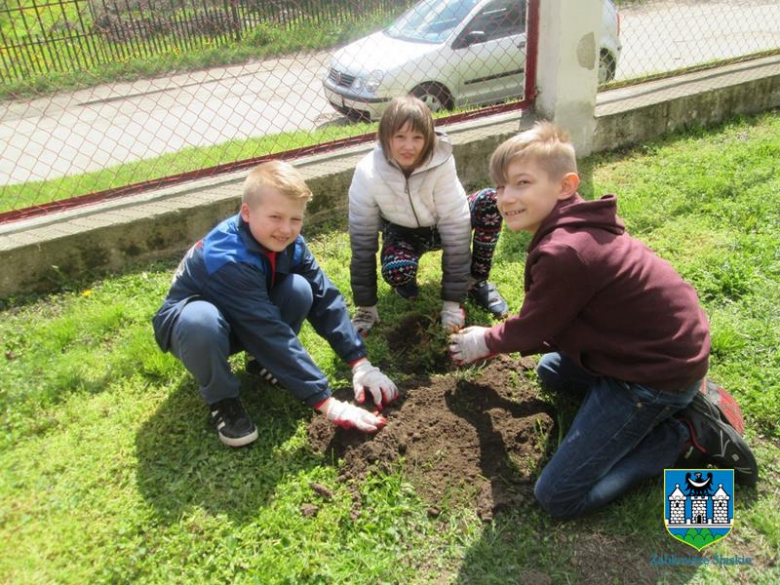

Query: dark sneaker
<box><xmin>677</xmin><ymin>393</ymin><xmax>758</xmax><ymax>486</ymax></box>
<box><xmin>246</xmin><ymin>356</ymin><xmax>279</xmax><ymax>386</ymax></box>
<box><xmin>394</xmin><ymin>281</ymin><xmax>419</xmax><ymax>300</ymax></box>
<box><xmin>700</xmin><ymin>378</ymin><xmax>745</xmax><ymax>435</ymax></box>
<box><xmin>468</xmin><ymin>280</ymin><xmax>509</xmax><ymax>318</ymax></box>
<box><xmin>208</xmin><ymin>397</ymin><xmax>259</xmax><ymax>448</ymax></box>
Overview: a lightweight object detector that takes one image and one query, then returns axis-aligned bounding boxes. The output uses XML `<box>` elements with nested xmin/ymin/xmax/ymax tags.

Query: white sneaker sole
<box><xmin>219</xmin><ymin>428</ymin><xmax>259</xmax><ymax>448</ymax></box>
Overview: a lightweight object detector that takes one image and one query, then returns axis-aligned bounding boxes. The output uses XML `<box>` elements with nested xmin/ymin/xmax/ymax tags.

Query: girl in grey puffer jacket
<box><xmin>348</xmin><ymin>96</ymin><xmax>508</xmax><ymax>336</ymax></box>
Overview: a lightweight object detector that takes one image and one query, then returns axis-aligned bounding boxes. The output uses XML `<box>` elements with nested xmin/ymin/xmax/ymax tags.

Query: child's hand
<box><xmin>352</xmin><ymin>305</ymin><xmax>380</xmax><ymax>337</ymax></box>
<box><xmin>352</xmin><ymin>358</ymin><xmax>398</xmax><ymax>409</ymax></box>
<box><xmin>441</xmin><ymin>301</ymin><xmax>466</xmax><ymax>332</ymax></box>
<box><xmin>323</xmin><ymin>398</ymin><xmax>387</xmax><ymax>433</ymax></box>
<box><xmin>449</xmin><ymin>326</ymin><xmax>493</xmax><ymax>365</ymax></box>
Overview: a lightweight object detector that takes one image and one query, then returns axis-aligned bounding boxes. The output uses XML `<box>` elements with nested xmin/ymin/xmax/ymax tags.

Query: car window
<box><xmin>386</xmin><ymin>0</ymin><xmax>481</xmax><ymax>44</ymax></box>
<box><xmin>463</xmin><ymin>0</ymin><xmax>525</xmax><ymax>43</ymax></box>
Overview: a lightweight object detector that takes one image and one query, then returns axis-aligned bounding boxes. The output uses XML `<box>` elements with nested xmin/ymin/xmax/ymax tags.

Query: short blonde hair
<box><xmin>378</xmin><ymin>96</ymin><xmax>436</xmax><ymax>167</ymax></box>
<box><xmin>242</xmin><ymin>160</ymin><xmax>313</xmax><ymax>207</ymax></box>
<box><xmin>489</xmin><ymin>121</ymin><xmax>577</xmax><ymax>185</ymax></box>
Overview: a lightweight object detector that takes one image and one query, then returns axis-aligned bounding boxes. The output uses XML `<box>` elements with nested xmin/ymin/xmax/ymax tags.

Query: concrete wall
<box><xmin>593</xmin><ymin>57</ymin><xmax>780</xmax><ymax>152</ymax></box>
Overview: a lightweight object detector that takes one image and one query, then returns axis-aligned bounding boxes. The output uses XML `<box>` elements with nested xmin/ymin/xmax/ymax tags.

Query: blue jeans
<box><xmin>533</xmin><ymin>352</ymin><xmax>700</xmax><ymax>519</ymax></box>
<box><xmin>169</xmin><ymin>274</ymin><xmax>313</xmax><ymax>405</ymax></box>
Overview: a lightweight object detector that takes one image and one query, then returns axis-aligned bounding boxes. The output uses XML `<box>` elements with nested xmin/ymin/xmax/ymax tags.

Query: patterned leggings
<box><xmin>380</xmin><ymin>188</ymin><xmax>502</xmax><ymax>287</ymax></box>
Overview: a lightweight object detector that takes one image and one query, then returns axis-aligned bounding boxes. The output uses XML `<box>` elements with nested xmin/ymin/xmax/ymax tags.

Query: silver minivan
<box><xmin>323</xmin><ymin>0</ymin><xmax>621</xmax><ymax>120</ymax></box>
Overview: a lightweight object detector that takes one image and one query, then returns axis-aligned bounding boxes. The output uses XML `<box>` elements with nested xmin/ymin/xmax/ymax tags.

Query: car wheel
<box><xmin>598</xmin><ymin>49</ymin><xmax>616</xmax><ymax>84</ymax></box>
<box><xmin>411</xmin><ymin>83</ymin><xmax>453</xmax><ymax>113</ymax></box>
<box><xmin>345</xmin><ymin>109</ymin><xmax>372</xmax><ymax>123</ymax></box>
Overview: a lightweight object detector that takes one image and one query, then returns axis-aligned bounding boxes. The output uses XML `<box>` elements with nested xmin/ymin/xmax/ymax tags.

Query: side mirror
<box><xmin>453</xmin><ymin>30</ymin><xmax>488</xmax><ymax>49</ymax></box>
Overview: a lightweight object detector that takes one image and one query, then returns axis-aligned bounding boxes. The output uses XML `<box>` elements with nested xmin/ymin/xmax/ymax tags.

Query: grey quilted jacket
<box><xmin>348</xmin><ymin>133</ymin><xmax>471</xmax><ymax>306</ymax></box>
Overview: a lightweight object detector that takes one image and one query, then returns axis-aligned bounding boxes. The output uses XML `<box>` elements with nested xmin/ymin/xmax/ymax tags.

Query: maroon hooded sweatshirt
<box><xmin>484</xmin><ymin>194</ymin><xmax>710</xmax><ymax>392</ymax></box>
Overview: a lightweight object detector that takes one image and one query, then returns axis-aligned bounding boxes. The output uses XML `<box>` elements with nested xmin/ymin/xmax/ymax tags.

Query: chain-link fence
<box><xmin>613</xmin><ymin>0</ymin><xmax>780</xmax><ymax>84</ymax></box>
<box><xmin>1</xmin><ymin>0</ymin><xmax>778</xmax><ymax>222</ymax></box>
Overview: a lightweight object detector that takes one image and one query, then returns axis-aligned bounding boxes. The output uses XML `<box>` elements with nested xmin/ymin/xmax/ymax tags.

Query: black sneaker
<box><xmin>208</xmin><ymin>397</ymin><xmax>259</xmax><ymax>448</ymax></box>
<box><xmin>246</xmin><ymin>356</ymin><xmax>279</xmax><ymax>386</ymax></box>
<box><xmin>394</xmin><ymin>281</ymin><xmax>419</xmax><ymax>300</ymax></box>
<box><xmin>677</xmin><ymin>393</ymin><xmax>758</xmax><ymax>486</ymax></box>
<box><xmin>468</xmin><ymin>280</ymin><xmax>509</xmax><ymax>318</ymax></box>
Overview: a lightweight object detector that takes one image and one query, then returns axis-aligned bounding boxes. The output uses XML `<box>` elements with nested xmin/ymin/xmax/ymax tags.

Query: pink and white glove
<box><xmin>441</xmin><ymin>300</ymin><xmax>466</xmax><ymax>332</ymax></box>
<box><xmin>449</xmin><ymin>326</ymin><xmax>493</xmax><ymax>365</ymax></box>
<box><xmin>324</xmin><ymin>398</ymin><xmax>387</xmax><ymax>433</ymax></box>
<box><xmin>352</xmin><ymin>358</ymin><xmax>398</xmax><ymax>408</ymax></box>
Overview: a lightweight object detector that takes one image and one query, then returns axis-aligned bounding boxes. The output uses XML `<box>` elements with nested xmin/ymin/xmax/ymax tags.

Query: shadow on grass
<box><xmin>446</xmin><ymin>365</ymin><xmax>765</xmax><ymax>582</ymax></box>
<box><xmin>135</xmin><ymin>373</ymin><xmax>318</xmax><ymax>525</ymax></box>
<box><xmin>444</xmin><ymin>379</ymin><xmax>553</xmax><ymax>519</ymax></box>
<box><xmin>454</xmin><ymin>482</ymin><xmax>762</xmax><ymax>584</ymax></box>
<box><xmin>452</xmin><ymin>434</ymin><xmax>764</xmax><ymax>583</ymax></box>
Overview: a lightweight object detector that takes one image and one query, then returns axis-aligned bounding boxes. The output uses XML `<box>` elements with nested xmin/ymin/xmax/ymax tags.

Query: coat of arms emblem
<box><xmin>664</xmin><ymin>469</ymin><xmax>734</xmax><ymax>551</ymax></box>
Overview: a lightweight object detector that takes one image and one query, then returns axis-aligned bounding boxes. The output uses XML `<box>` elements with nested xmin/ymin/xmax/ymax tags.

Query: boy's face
<box><xmin>496</xmin><ymin>158</ymin><xmax>579</xmax><ymax>234</ymax></box>
<box><xmin>240</xmin><ymin>186</ymin><xmax>306</xmax><ymax>252</ymax></box>
<box><xmin>389</xmin><ymin>121</ymin><xmax>426</xmax><ymax>171</ymax></box>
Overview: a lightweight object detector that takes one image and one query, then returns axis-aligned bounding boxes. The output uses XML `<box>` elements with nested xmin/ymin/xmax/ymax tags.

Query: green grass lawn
<box><xmin>1</xmin><ymin>111</ymin><xmax>779</xmax><ymax>583</ymax></box>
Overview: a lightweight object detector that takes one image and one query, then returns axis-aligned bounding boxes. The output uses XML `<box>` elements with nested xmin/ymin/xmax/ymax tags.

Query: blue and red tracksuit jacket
<box><xmin>152</xmin><ymin>213</ymin><xmax>367</xmax><ymax>407</ymax></box>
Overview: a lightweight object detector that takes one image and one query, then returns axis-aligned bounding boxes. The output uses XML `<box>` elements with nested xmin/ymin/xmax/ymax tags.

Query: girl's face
<box><xmin>388</xmin><ymin>122</ymin><xmax>426</xmax><ymax>171</ymax></box>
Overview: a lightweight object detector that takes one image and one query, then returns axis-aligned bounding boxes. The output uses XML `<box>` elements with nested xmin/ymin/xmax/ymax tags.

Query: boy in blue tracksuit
<box><xmin>153</xmin><ymin>160</ymin><xmax>397</xmax><ymax>447</ymax></box>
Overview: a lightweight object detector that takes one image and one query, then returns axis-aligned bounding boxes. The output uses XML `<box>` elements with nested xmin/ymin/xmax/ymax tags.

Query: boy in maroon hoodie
<box><xmin>449</xmin><ymin>122</ymin><xmax>757</xmax><ymax>519</ymax></box>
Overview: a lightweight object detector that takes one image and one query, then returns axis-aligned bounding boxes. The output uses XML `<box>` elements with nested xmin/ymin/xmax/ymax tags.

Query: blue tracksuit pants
<box><xmin>168</xmin><ymin>273</ymin><xmax>313</xmax><ymax>405</ymax></box>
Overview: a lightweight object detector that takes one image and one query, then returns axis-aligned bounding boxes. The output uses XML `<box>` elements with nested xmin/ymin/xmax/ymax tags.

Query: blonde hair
<box><xmin>489</xmin><ymin>121</ymin><xmax>577</xmax><ymax>185</ymax></box>
<box><xmin>242</xmin><ymin>160</ymin><xmax>313</xmax><ymax>207</ymax></box>
<box><xmin>377</xmin><ymin>96</ymin><xmax>436</xmax><ymax>168</ymax></box>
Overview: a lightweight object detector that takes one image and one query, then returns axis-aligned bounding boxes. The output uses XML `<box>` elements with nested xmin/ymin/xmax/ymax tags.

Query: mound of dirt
<box><xmin>308</xmin><ymin>354</ymin><xmax>554</xmax><ymax>520</ymax></box>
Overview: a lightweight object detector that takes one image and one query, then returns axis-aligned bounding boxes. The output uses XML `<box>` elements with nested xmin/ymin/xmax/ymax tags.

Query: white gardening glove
<box><xmin>352</xmin><ymin>358</ymin><xmax>398</xmax><ymax>409</ymax></box>
<box><xmin>449</xmin><ymin>326</ymin><xmax>494</xmax><ymax>365</ymax></box>
<box><xmin>324</xmin><ymin>398</ymin><xmax>387</xmax><ymax>433</ymax></box>
<box><xmin>441</xmin><ymin>300</ymin><xmax>466</xmax><ymax>332</ymax></box>
<box><xmin>352</xmin><ymin>305</ymin><xmax>380</xmax><ymax>337</ymax></box>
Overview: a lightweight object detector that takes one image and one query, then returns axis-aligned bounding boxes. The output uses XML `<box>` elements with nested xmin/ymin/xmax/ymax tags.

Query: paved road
<box><xmin>1</xmin><ymin>0</ymin><xmax>778</xmax><ymax>187</ymax></box>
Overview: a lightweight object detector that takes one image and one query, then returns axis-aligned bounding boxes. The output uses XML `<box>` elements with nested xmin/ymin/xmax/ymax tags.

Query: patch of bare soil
<box><xmin>308</xmin><ymin>354</ymin><xmax>553</xmax><ymax>520</ymax></box>
<box><xmin>382</xmin><ymin>312</ymin><xmax>453</xmax><ymax>375</ymax></box>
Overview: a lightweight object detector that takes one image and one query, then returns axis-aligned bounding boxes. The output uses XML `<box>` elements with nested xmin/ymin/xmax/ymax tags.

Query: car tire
<box><xmin>411</xmin><ymin>83</ymin><xmax>453</xmax><ymax>113</ymax></box>
<box><xmin>598</xmin><ymin>49</ymin><xmax>616</xmax><ymax>84</ymax></box>
<box><xmin>345</xmin><ymin>109</ymin><xmax>371</xmax><ymax>123</ymax></box>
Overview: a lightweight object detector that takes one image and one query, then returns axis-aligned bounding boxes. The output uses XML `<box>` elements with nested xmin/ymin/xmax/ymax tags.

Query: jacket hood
<box><xmin>529</xmin><ymin>194</ymin><xmax>625</xmax><ymax>252</ymax></box>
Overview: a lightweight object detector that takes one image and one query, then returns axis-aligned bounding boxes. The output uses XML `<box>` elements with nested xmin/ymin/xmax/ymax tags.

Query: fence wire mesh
<box><xmin>1</xmin><ymin>0</ymin><xmax>778</xmax><ymax>220</ymax></box>
<box><xmin>613</xmin><ymin>0</ymin><xmax>780</xmax><ymax>83</ymax></box>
